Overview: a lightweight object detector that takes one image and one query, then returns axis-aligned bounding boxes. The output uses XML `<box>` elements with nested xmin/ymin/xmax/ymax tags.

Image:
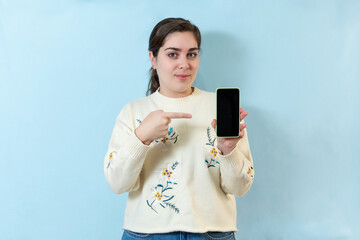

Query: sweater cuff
<box><xmin>123</xmin><ymin>131</ymin><xmax>152</xmax><ymax>160</ymax></box>
<box><xmin>218</xmin><ymin>147</ymin><xmax>245</xmax><ymax>171</ymax></box>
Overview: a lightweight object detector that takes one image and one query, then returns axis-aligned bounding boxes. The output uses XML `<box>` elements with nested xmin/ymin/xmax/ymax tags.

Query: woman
<box><xmin>104</xmin><ymin>17</ymin><xmax>254</xmax><ymax>240</ymax></box>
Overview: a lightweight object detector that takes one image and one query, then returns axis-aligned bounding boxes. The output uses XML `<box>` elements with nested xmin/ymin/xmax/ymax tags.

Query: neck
<box><xmin>159</xmin><ymin>87</ymin><xmax>194</xmax><ymax>98</ymax></box>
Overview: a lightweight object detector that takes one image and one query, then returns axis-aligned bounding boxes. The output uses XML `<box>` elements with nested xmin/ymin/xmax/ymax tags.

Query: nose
<box><xmin>178</xmin><ymin>56</ymin><xmax>190</xmax><ymax>69</ymax></box>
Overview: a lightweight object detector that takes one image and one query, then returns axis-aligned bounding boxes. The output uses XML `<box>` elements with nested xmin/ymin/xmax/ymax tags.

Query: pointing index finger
<box><xmin>165</xmin><ymin>112</ymin><xmax>192</xmax><ymax>119</ymax></box>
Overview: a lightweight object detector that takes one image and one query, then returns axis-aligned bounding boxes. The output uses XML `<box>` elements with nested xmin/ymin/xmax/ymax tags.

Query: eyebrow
<box><xmin>164</xmin><ymin>47</ymin><xmax>199</xmax><ymax>52</ymax></box>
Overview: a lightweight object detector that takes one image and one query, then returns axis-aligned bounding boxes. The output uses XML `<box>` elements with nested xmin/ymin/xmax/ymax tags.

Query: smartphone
<box><xmin>216</xmin><ymin>88</ymin><xmax>240</xmax><ymax>138</ymax></box>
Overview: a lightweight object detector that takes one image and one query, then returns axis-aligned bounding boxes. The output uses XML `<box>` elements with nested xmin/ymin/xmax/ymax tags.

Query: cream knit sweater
<box><xmin>104</xmin><ymin>87</ymin><xmax>254</xmax><ymax>233</ymax></box>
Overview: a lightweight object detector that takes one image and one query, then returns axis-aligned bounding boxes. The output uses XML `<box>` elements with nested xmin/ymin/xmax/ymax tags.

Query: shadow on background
<box><xmin>194</xmin><ymin>31</ymin><xmax>298</xmax><ymax>238</ymax></box>
<box><xmin>236</xmin><ymin>107</ymin><xmax>296</xmax><ymax>239</ymax></box>
<box><xmin>195</xmin><ymin>31</ymin><xmax>250</xmax><ymax>92</ymax></box>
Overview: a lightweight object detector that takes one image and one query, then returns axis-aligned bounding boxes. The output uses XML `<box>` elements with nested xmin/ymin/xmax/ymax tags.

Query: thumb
<box><xmin>211</xmin><ymin>119</ymin><xmax>217</xmax><ymax>129</ymax></box>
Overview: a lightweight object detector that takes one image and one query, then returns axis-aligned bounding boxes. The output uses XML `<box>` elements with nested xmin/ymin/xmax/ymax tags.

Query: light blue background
<box><xmin>1</xmin><ymin>0</ymin><xmax>359</xmax><ymax>239</ymax></box>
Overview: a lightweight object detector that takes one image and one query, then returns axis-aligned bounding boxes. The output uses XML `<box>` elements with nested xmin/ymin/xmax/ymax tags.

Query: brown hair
<box><xmin>146</xmin><ymin>18</ymin><xmax>201</xmax><ymax>95</ymax></box>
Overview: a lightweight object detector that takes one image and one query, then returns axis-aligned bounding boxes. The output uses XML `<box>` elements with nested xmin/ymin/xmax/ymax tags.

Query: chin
<box><xmin>175</xmin><ymin>85</ymin><xmax>192</xmax><ymax>93</ymax></box>
<box><xmin>177</xmin><ymin>81</ymin><xmax>194</xmax><ymax>90</ymax></box>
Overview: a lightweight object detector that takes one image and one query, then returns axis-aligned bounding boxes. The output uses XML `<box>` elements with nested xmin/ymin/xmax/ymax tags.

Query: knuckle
<box><xmin>153</xmin><ymin>110</ymin><xmax>163</xmax><ymax>116</ymax></box>
<box><xmin>161</xmin><ymin>118</ymin><xmax>168</xmax><ymax>125</ymax></box>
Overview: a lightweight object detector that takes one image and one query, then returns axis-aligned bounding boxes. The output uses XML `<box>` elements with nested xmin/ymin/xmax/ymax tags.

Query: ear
<box><xmin>149</xmin><ymin>51</ymin><xmax>157</xmax><ymax>69</ymax></box>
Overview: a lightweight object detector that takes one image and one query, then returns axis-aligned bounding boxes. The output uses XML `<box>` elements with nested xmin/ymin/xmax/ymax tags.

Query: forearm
<box><xmin>218</xmin><ymin>130</ymin><xmax>254</xmax><ymax>197</ymax></box>
<box><xmin>104</xmin><ymin>131</ymin><xmax>151</xmax><ymax>194</ymax></box>
<box><xmin>219</xmin><ymin>148</ymin><xmax>254</xmax><ymax>197</ymax></box>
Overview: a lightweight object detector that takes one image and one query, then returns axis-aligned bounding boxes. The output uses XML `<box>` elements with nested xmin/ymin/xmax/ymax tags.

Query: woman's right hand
<box><xmin>134</xmin><ymin>110</ymin><xmax>192</xmax><ymax>145</ymax></box>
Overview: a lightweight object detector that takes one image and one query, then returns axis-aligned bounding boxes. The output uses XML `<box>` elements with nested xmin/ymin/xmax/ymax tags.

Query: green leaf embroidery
<box><xmin>162</xmin><ymin>187</ymin><xmax>173</xmax><ymax>192</ymax></box>
<box><xmin>164</xmin><ymin>202</ymin><xmax>179</xmax><ymax>214</ymax></box>
<box><xmin>206</xmin><ymin>127</ymin><xmax>214</xmax><ymax>146</ymax></box>
<box><xmin>162</xmin><ymin>196</ymin><xmax>174</xmax><ymax>202</ymax></box>
<box><xmin>171</xmin><ymin>162</ymin><xmax>179</xmax><ymax>170</ymax></box>
<box><xmin>147</xmin><ymin>200</ymin><xmax>158</xmax><ymax>213</ymax></box>
<box><xmin>146</xmin><ymin>161</ymin><xmax>180</xmax><ymax>214</ymax></box>
<box><xmin>205</xmin><ymin>127</ymin><xmax>220</xmax><ymax>168</ymax></box>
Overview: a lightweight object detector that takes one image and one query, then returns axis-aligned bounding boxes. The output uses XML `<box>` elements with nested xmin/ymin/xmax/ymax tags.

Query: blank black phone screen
<box><xmin>216</xmin><ymin>88</ymin><xmax>240</xmax><ymax>137</ymax></box>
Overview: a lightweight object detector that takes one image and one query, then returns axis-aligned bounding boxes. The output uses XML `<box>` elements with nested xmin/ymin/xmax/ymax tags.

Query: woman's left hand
<box><xmin>211</xmin><ymin>108</ymin><xmax>248</xmax><ymax>155</ymax></box>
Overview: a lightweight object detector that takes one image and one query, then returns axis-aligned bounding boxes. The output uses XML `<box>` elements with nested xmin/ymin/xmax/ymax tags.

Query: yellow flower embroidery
<box><xmin>161</xmin><ymin>168</ymin><xmax>173</xmax><ymax>179</ymax></box>
<box><xmin>247</xmin><ymin>166</ymin><xmax>254</xmax><ymax>177</ymax></box>
<box><xmin>161</xmin><ymin>137</ymin><xmax>169</xmax><ymax>144</ymax></box>
<box><xmin>147</xmin><ymin>161</ymin><xmax>180</xmax><ymax>214</ymax></box>
<box><xmin>154</xmin><ymin>192</ymin><xmax>163</xmax><ymax>201</ymax></box>
<box><xmin>210</xmin><ymin>147</ymin><xmax>218</xmax><ymax>157</ymax></box>
<box><xmin>109</xmin><ymin>152</ymin><xmax>114</xmax><ymax>159</ymax></box>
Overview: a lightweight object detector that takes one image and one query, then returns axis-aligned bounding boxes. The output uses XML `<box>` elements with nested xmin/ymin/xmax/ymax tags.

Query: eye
<box><xmin>168</xmin><ymin>52</ymin><xmax>177</xmax><ymax>58</ymax></box>
<box><xmin>188</xmin><ymin>52</ymin><xmax>198</xmax><ymax>58</ymax></box>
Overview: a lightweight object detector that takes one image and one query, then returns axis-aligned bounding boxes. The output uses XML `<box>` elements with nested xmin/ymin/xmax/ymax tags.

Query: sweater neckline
<box><xmin>150</xmin><ymin>87</ymin><xmax>201</xmax><ymax>105</ymax></box>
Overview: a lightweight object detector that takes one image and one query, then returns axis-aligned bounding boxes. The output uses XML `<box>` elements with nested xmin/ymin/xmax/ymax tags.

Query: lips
<box><xmin>175</xmin><ymin>74</ymin><xmax>190</xmax><ymax>80</ymax></box>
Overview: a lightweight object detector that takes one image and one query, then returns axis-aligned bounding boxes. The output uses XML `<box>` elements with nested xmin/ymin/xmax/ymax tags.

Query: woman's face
<box><xmin>149</xmin><ymin>31</ymin><xmax>199</xmax><ymax>98</ymax></box>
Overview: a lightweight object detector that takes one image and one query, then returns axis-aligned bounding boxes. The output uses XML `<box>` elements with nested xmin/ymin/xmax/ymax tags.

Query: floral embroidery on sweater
<box><xmin>247</xmin><ymin>165</ymin><xmax>254</xmax><ymax>178</ymax></box>
<box><xmin>146</xmin><ymin>162</ymin><xmax>180</xmax><ymax>214</ymax></box>
<box><xmin>205</xmin><ymin>127</ymin><xmax>220</xmax><ymax>168</ymax></box>
<box><xmin>107</xmin><ymin>151</ymin><xmax>116</xmax><ymax>168</ymax></box>
<box><xmin>136</xmin><ymin>119</ymin><xmax>179</xmax><ymax>144</ymax></box>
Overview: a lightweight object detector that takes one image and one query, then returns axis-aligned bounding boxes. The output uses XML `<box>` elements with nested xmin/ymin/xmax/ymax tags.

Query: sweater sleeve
<box><xmin>104</xmin><ymin>105</ymin><xmax>151</xmax><ymax>194</ymax></box>
<box><xmin>217</xmin><ymin>128</ymin><xmax>254</xmax><ymax>197</ymax></box>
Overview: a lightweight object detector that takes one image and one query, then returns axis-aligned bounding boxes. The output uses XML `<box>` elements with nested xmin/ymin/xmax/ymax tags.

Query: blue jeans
<box><xmin>122</xmin><ymin>230</ymin><xmax>235</xmax><ymax>240</ymax></box>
